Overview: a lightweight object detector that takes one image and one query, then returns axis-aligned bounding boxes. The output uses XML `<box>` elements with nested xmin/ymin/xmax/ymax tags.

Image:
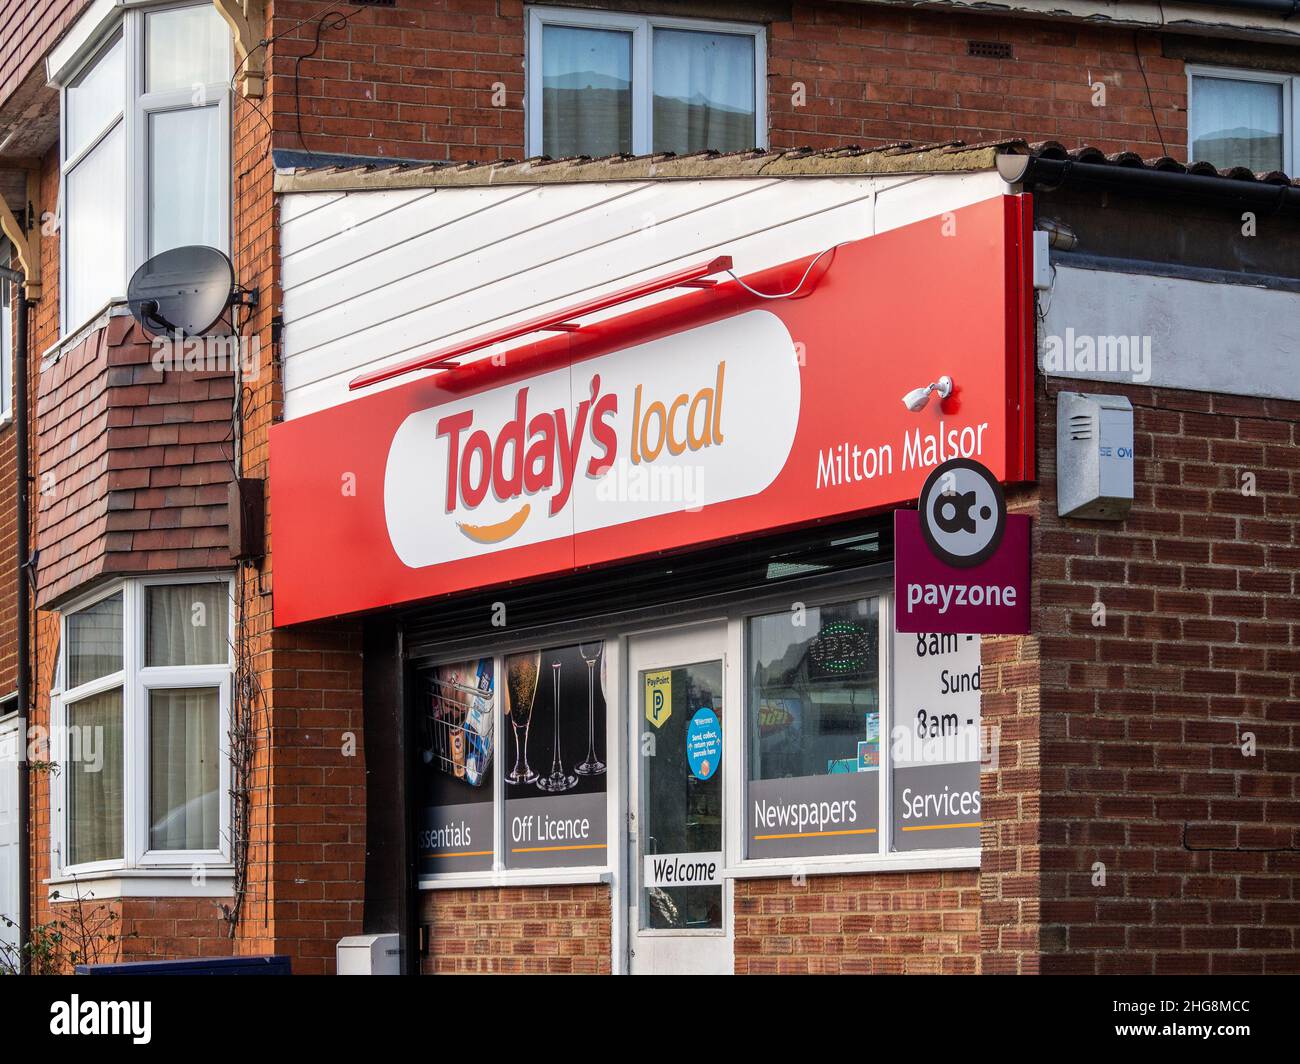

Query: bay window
<box><xmin>527</xmin><ymin>6</ymin><xmax>766</xmax><ymax>159</ymax></box>
<box><xmin>58</xmin><ymin>2</ymin><xmax>232</xmax><ymax>334</ymax></box>
<box><xmin>1188</xmin><ymin>66</ymin><xmax>1297</xmax><ymax>173</ymax></box>
<box><xmin>1</xmin><ymin>243</ymin><xmax>11</xmax><ymax>424</ymax></box>
<box><xmin>53</xmin><ymin>577</ymin><xmax>233</xmax><ymax>879</ymax></box>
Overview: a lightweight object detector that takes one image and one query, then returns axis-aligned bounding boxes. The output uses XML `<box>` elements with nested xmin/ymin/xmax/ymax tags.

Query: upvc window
<box><xmin>1188</xmin><ymin>66</ymin><xmax>1297</xmax><ymax>173</ymax></box>
<box><xmin>52</xmin><ymin>577</ymin><xmax>233</xmax><ymax>878</ymax></box>
<box><xmin>59</xmin><ymin>2</ymin><xmax>232</xmax><ymax>334</ymax></box>
<box><xmin>1</xmin><ymin>243</ymin><xmax>11</xmax><ymax>424</ymax></box>
<box><xmin>526</xmin><ymin>6</ymin><xmax>766</xmax><ymax>159</ymax></box>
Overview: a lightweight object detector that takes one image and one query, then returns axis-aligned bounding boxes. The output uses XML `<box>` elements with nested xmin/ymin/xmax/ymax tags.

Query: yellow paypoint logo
<box><xmin>645</xmin><ymin>670</ymin><xmax>672</xmax><ymax>729</ymax></box>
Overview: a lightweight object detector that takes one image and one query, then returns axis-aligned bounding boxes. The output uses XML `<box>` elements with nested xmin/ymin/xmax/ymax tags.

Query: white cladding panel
<box><xmin>1040</xmin><ymin>265</ymin><xmax>1300</xmax><ymax>401</ymax></box>
<box><xmin>279</xmin><ymin>171</ymin><xmax>1008</xmax><ymax>420</ymax></box>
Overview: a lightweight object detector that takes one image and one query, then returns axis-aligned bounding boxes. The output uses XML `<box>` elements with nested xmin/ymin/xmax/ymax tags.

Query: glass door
<box><xmin>626</xmin><ymin>623</ymin><xmax>730</xmax><ymax>974</ymax></box>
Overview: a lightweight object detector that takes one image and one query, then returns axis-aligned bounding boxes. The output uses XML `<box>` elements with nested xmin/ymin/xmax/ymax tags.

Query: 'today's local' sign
<box><xmin>270</xmin><ymin>196</ymin><xmax>1033</xmax><ymax>624</ymax></box>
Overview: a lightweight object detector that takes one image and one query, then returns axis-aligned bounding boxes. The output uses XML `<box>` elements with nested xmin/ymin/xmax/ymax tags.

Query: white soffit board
<box><xmin>279</xmin><ymin>170</ymin><xmax>1009</xmax><ymax>420</ymax></box>
<box><xmin>1040</xmin><ymin>265</ymin><xmax>1300</xmax><ymax>401</ymax></box>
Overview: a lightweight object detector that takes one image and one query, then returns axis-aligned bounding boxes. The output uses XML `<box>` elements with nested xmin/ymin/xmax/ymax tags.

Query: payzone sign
<box><xmin>270</xmin><ymin>195</ymin><xmax>1034</xmax><ymax>624</ymax></box>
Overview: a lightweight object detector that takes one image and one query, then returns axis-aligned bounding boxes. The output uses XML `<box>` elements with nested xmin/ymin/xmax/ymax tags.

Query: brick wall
<box><xmin>267</xmin><ymin>0</ymin><xmax>1191</xmax><ymax>165</ymax></box>
<box><xmin>420</xmin><ymin>884</ymin><xmax>613</xmax><ymax>974</ymax></box>
<box><xmin>979</xmin><ymin>488</ymin><xmax>1044</xmax><ymax>974</ymax></box>
<box><xmin>768</xmin><ymin>5</ymin><xmax>1183</xmax><ymax>157</ymax></box>
<box><xmin>735</xmin><ymin>871</ymin><xmax>981</xmax><ymax>974</ymax></box>
<box><xmin>228</xmin><ymin>76</ymin><xmax>368</xmax><ymax>974</ymax></box>
<box><xmin>1033</xmin><ymin>378</ymin><xmax>1300</xmax><ymax>975</ymax></box>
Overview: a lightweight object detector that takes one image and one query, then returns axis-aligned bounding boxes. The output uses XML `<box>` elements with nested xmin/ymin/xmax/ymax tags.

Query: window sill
<box><xmin>42</xmin><ymin>299</ymin><xmax>129</xmax><ymax>366</ymax></box>
<box><xmin>725</xmin><ymin>848</ymin><xmax>981</xmax><ymax>880</ymax></box>
<box><xmin>419</xmin><ymin>869</ymin><xmax>612</xmax><ymax>891</ymax></box>
<box><xmin>0</xmin><ymin>413</ymin><xmax>11</xmax><ymax>433</ymax></box>
<box><xmin>46</xmin><ymin>866</ymin><xmax>236</xmax><ymax>901</ymax></box>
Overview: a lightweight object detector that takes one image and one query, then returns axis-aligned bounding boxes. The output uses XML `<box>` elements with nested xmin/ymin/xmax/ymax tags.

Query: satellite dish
<box><xmin>127</xmin><ymin>245</ymin><xmax>234</xmax><ymax>338</ymax></box>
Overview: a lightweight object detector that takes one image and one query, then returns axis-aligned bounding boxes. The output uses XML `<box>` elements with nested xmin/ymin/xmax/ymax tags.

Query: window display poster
<box><xmin>417</xmin><ymin>658</ymin><xmax>495</xmax><ymax>874</ymax></box>
<box><xmin>891</xmin><ymin>631</ymin><xmax>982</xmax><ymax>851</ymax></box>
<box><xmin>746</xmin><ymin>600</ymin><xmax>880</xmax><ymax>859</ymax></box>
<box><xmin>503</xmin><ymin>641</ymin><xmax>608</xmax><ymax>869</ymax></box>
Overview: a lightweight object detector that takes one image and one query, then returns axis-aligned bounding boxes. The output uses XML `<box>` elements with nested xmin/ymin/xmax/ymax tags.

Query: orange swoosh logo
<box><xmin>457</xmin><ymin>502</ymin><xmax>530</xmax><ymax>544</ymax></box>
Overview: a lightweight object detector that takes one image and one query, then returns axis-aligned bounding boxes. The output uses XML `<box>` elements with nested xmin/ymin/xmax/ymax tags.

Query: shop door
<box><xmin>627</xmin><ymin>624</ymin><xmax>730</xmax><ymax>974</ymax></box>
<box><xmin>0</xmin><ymin>719</ymin><xmax>19</xmax><ymax>962</ymax></box>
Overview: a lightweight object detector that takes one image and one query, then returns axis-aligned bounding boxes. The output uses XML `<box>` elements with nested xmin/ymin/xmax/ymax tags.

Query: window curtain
<box><xmin>149</xmin><ymin>687</ymin><xmax>220</xmax><ymax>851</ymax></box>
<box><xmin>652</xmin><ymin>30</ymin><xmax>755</xmax><ymax>156</ymax></box>
<box><xmin>542</xmin><ymin>25</ymin><xmax>632</xmax><ymax>158</ymax></box>
<box><xmin>146</xmin><ymin>583</ymin><xmax>229</xmax><ymax>666</ymax></box>
<box><xmin>67</xmin><ymin>689</ymin><xmax>125</xmax><ymax>866</ymax></box>
<box><xmin>149</xmin><ymin>106</ymin><xmax>223</xmax><ymax>256</ymax></box>
<box><xmin>1191</xmin><ymin>77</ymin><xmax>1284</xmax><ymax>172</ymax></box>
<box><xmin>68</xmin><ymin>592</ymin><xmax>124</xmax><ymax>688</ymax></box>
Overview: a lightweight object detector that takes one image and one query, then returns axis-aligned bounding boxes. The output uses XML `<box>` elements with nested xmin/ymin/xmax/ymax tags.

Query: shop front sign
<box><xmin>271</xmin><ymin>195</ymin><xmax>1034</xmax><ymax>624</ymax></box>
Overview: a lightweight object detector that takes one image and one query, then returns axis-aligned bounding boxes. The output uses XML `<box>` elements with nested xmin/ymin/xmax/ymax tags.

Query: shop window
<box><xmin>526</xmin><ymin>6</ymin><xmax>766</xmax><ymax>158</ymax></box>
<box><xmin>746</xmin><ymin>598</ymin><xmax>882</xmax><ymax>860</ymax></box>
<box><xmin>1188</xmin><ymin>67</ymin><xmax>1296</xmax><ymax>173</ymax></box>
<box><xmin>52</xmin><ymin>578</ymin><xmax>233</xmax><ymax>877</ymax></box>
<box><xmin>889</xmin><ymin>631</ymin><xmax>983</xmax><ymax>853</ymax></box>
<box><xmin>745</xmin><ymin>595</ymin><xmax>982</xmax><ymax>862</ymax></box>
<box><xmin>58</xmin><ymin>2</ymin><xmax>232</xmax><ymax>334</ymax></box>
<box><xmin>418</xmin><ymin>641</ymin><xmax>609</xmax><ymax>877</ymax></box>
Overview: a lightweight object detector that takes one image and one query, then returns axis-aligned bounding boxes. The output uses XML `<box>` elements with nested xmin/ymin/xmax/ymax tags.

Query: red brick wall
<box><xmin>34</xmin><ymin>314</ymin><xmax>235</xmax><ymax>607</ymax></box>
<box><xmin>768</xmin><ymin>6</ymin><xmax>1183</xmax><ymax>157</ymax></box>
<box><xmin>267</xmin><ymin>1</ymin><xmax>1187</xmax><ymax>165</ymax></box>
<box><xmin>979</xmin><ymin>492</ymin><xmax>1044</xmax><ymax>974</ymax></box>
<box><xmin>1033</xmin><ymin>379</ymin><xmax>1300</xmax><ymax>975</ymax></box>
<box><xmin>735</xmin><ymin>871</ymin><xmax>981</xmax><ymax>974</ymax></box>
<box><xmin>420</xmin><ymin>885</ymin><xmax>613</xmax><ymax>974</ymax></box>
<box><xmin>270</xmin><ymin>0</ymin><xmax>526</xmax><ymax>163</ymax></box>
<box><xmin>229</xmin><ymin>73</ymin><xmax>368</xmax><ymax>974</ymax></box>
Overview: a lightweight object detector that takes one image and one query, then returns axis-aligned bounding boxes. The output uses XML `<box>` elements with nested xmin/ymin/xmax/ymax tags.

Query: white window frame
<box><xmin>1186</xmin><ymin>64</ymin><xmax>1298</xmax><ymax>174</ymax></box>
<box><xmin>57</xmin><ymin>0</ymin><xmax>232</xmax><ymax>339</ymax></box>
<box><xmin>50</xmin><ymin>574</ymin><xmax>235</xmax><ymax>883</ymax></box>
<box><xmin>0</xmin><ymin>239</ymin><xmax>11</xmax><ymax>426</ymax></box>
<box><xmin>525</xmin><ymin>5</ymin><xmax>767</xmax><ymax>158</ymax></box>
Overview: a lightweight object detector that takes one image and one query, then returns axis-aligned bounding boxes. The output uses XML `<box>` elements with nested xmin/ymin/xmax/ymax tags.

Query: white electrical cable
<box><xmin>724</xmin><ymin>244</ymin><xmax>844</xmax><ymax>299</ymax></box>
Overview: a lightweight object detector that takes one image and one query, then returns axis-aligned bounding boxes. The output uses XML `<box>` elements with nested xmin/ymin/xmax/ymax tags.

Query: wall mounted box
<box><xmin>336</xmin><ymin>933</ymin><xmax>402</xmax><ymax>975</ymax></box>
<box><xmin>1056</xmin><ymin>391</ymin><xmax>1134</xmax><ymax>520</ymax></box>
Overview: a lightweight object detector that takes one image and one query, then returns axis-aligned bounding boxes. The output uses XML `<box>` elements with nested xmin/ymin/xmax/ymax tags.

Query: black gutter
<box><xmin>997</xmin><ymin>153</ymin><xmax>1300</xmax><ymax>216</ymax></box>
<box><xmin>1195</xmin><ymin>0</ymin><xmax>1300</xmax><ymax>16</ymax></box>
<box><xmin>1</xmin><ymin>263</ymin><xmax>29</xmax><ymax>974</ymax></box>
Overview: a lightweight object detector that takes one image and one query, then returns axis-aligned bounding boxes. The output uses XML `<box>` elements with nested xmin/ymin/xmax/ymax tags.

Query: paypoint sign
<box><xmin>270</xmin><ymin>195</ymin><xmax>1033</xmax><ymax>624</ymax></box>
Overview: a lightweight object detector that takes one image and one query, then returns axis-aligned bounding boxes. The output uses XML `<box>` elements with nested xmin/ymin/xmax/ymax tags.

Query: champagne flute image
<box><xmin>575</xmin><ymin>642</ymin><xmax>606</xmax><ymax>776</ymax></box>
<box><xmin>537</xmin><ymin>659</ymin><xmax>577</xmax><ymax>793</ymax></box>
<box><xmin>505</xmin><ymin>652</ymin><xmax>540</xmax><ymax>785</ymax></box>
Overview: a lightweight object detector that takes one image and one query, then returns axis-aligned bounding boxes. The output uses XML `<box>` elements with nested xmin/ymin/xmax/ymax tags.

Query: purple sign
<box><xmin>894</xmin><ymin>510</ymin><xmax>1030</xmax><ymax>634</ymax></box>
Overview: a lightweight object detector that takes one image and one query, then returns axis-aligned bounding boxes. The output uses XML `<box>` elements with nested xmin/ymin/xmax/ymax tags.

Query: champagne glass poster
<box><xmin>417</xmin><ymin>658</ymin><xmax>496</xmax><ymax>874</ymax></box>
<box><xmin>504</xmin><ymin>641</ymin><xmax>608</xmax><ymax>869</ymax></box>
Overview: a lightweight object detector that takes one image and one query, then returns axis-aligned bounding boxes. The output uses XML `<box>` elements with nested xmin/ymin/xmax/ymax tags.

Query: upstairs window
<box><xmin>527</xmin><ymin>6</ymin><xmax>766</xmax><ymax>159</ymax></box>
<box><xmin>58</xmin><ymin>2</ymin><xmax>232</xmax><ymax>334</ymax></box>
<box><xmin>1</xmin><ymin>242</ymin><xmax>11</xmax><ymax>424</ymax></box>
<box><xmin>1188</xmin><ymin>67</ymin><xmax>1296</xmax><ymax>173</ymax></box>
